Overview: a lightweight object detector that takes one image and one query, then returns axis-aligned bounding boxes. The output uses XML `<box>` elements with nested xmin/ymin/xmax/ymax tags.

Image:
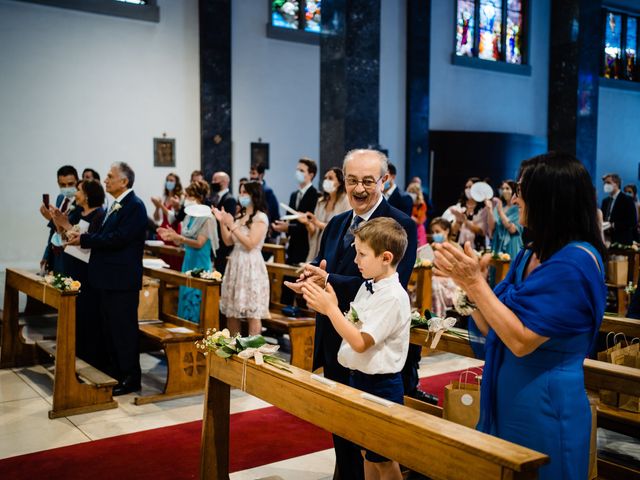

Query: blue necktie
<box><xmin>342</xmin><ymin>215</ymin><xmax>363</xmax><ymax>252</ymax></box>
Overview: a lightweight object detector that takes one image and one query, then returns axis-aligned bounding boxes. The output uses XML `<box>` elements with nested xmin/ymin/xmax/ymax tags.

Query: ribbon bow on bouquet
<box><xmin>237</xmin><ymin>343</ymin><xmax>281</xmax><ymax>366</ymax></box>
<box><xmin>427</xmin><ymin>316</ymin><xmax>458</xmax><ymax>349</ymax></box>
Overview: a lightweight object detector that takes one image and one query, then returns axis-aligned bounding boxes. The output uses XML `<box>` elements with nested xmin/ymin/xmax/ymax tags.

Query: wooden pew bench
<box><xmin>1</xmin><ymin>268</ymin><xmax>118</xmax><ymax>418</ymax></box>
<box><xmin>135</xmin><ymin>266</ymin><xmax>221</xmax><ymax>405</ymax></box>
<box><xmin>200</xmin><ymin>353</ymin><xmax>548</xmax><ymax>480</ymax></box>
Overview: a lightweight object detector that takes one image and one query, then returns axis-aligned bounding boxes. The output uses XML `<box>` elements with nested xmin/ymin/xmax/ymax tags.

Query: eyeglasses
<box><xmin>345</xmin><ymin>175</ymin><xmax>383</xmax><ymax>189</ymax></box>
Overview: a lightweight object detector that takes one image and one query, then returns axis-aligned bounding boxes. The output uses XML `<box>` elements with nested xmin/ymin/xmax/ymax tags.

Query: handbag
<box><xmin>597</xmin><ymin>332</ymin><xmax>627</xmax><ymax>406</ymax></box>
<box><xmin>443</xmin><ymin>369</ymin><xmax>481</xmax><ymax>429</ymax></box>
<box><xmin>618</xmin><ymin>338</ymin><xmax>640</xmax><ymax>413</ymax></box>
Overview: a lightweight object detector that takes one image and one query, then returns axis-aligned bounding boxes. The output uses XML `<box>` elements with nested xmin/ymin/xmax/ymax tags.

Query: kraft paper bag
<box><xmin>597</xmin><ymin>333</ymin><xmax>626</xmax><ymax>406</ymax></box>
<box><xmin>443</xmin><ymin>371</ymin><xmax>481</xmax><ymax>429</ymax></box>
<box><xmin>618</xmin><ymin>342</ymin><xmax>640</xmax><ymax>413</ymax></box>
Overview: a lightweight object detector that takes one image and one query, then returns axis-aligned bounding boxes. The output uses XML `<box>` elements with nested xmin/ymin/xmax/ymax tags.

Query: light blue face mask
<box><xmin>384</xmin><ymin>181</ymin><xmax>391</xmax><ymax>190</ymax></box>
<box><xmin>60</xmin><ymin>187</ymin><xmax>77</xmax><ymax>199</ymax></box>
<box><xmin>432</xmin><ymin>233</ymin><xmax>446</xmax><ymax>243</ymax></box>
<box><xmin>165</xmin><ymin>180</ymin><xmax>176</xmax><ymax>191</ymax></box>
<box><xmin>239</xmin><ymin>195</ymin><xmax>251</xmax><ymax>208</ymax></box>
<box><xmin>295</xmin><ymin>170</ymin><xmax>306</xmax><ymax>183</ymax></box>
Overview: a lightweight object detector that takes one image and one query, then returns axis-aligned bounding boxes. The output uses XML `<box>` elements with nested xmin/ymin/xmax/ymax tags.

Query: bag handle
<box><xmin>457</xmin><ymin>368</ymin><xmax>482</xmax><ymax>388</ymax></box>
<box><xmin>613</xmin><ymin>332</ymin><xmax>628</xmax><ymax>347</ymax></box>
<box><xmin>605</xmin><ymin>331</ymin><xmax>616</xmax><ymax>348</ymax></box>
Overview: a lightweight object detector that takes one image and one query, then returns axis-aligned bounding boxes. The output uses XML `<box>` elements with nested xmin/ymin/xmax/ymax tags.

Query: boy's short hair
<box><xmin>354</xmin><ymin>217</ymin><xmax>407</xmax><ymax>267</ymax></box>
<box><xmin>298</xmin><ymin>157</ymin><xmax>318</xmax><ymax>178</ymax></box>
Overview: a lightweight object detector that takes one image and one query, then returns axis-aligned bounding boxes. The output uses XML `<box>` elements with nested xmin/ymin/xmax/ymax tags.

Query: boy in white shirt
<box><xmin>302</xmin><ymin>217</ymin><xmax>410</xmax><ymax>480</ymax></box>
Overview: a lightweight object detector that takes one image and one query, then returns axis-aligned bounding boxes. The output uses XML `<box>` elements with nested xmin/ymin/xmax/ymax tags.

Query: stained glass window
<box><xmin>269</xmin><ymin>0</ymin><xmax>321</xmax><ymax>40</ymax></box>
<box><xmin>272</xmin><ymin>0</ymin><xmax>300</xmax><ymax>30</ymax></box>
<box><xmin>456</xmin><ymin>1</ymin><xmax>475</xmax><ymax>57</ymax></box>
<box><xmin>602</xmin><ymin>8</ymin><xmax>640</xmax><ymax>83</ymax></box>
<box><xmin>455</xmin><ymin>0</ymin><xmax>527</xmax><ymax>65</ymax></box>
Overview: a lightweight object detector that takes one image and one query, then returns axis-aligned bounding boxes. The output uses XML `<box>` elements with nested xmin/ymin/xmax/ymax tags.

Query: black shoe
<box><xmin>112</xmin><ymin>376</ymin><xmax>141</xmax><ymax>396</ymax></box>
<box><xmin>410</xmin><ymin>389</ymin><xmax>438</xmax><ymax>405</ymax></box>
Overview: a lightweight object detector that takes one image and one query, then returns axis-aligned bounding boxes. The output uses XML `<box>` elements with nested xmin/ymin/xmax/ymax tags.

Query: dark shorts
<box><xmin>349</xmin><ymin>370</ymin><xmax>404</xmax><ymax>463</ymax></box>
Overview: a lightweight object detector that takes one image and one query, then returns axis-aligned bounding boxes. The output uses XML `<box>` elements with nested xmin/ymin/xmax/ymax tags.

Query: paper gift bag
<box><xmin>618</xmin><ymin>341</ymin><xmax>640</xmax><ymax>413</ymax></box>
<box><xmin>138</xmin><ymin>276</ymin><xmax>159</xmax><ymax>320</ymax></box>
<box><xmin>606</xmin><ymin>257</ymin><xmax>629</xmax><ymax>285</ymax></box>
<box><xmin>597</xmin><ymin>333</ymin><xmax>626</xmax><ymax>406</ymax></box>
<box><xmin>443</xmin><ymin>371</ymin><xmax>481</xmax><ymax>429</ymax></box>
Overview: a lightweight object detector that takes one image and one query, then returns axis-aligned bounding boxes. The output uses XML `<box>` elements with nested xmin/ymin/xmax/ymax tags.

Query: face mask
<box><xmin>604</xmin><ymin>183</ymin><xmax>614</xmax><ymax>194</ymax></box>
<box><xmin>322</xmin><ymin>179</ymin><xmax>336</xmax><ymax>193</ymax></box>
<box><xmin>295</xmin><ymin>170</ymin><xmax>306</xmax><ymax>183</ymax></box>
<box><xmin>408</xmin><ymin>192</ymin><xmax>417</xmax><ymax>202</ymax></box>
<box><xmin>384</xmin><ymin>181</ymin><xmax>391</xmax><ymax>190</ymax></box>
<box><xmin>166</xmin><ymin>181</ymin><xmax>176</xmax><ymax>191</ymax></box>
<box><xmin>464</xmin><ymin>188</ymin><xmax>472</xmax><ymax>199</ymax></box>
<box><xmin>249</xmin><ymin>176</ymin><xmax>260</xmax><ymax>182</ymax></box>
<box><xmin>184</xmin><ymin>199</ymin><xmax>197</xmax><ymax>207</ymax></box>
<box><xmin>432</xmin><ymin>233</ymin><xmax>446</xmax><ymax>243</ymax></box>
<box><xmin>625</xmin><ymin>191</ymin><xmax>634</xmax><ymax>198</ymax></box>
<box><xmin>210</xmin><ymin>182</ymin><xmax>221</xmax><ymax>193</ymax></box>
<box><xmin>60</xmin><ymin>187</ymin><xmax>77</xmax><ymax>199</ymax></box>
<box><xmin>239</xmin><ymin>195</ymin><xmax>251</xmax><ymax>208</ymax></box>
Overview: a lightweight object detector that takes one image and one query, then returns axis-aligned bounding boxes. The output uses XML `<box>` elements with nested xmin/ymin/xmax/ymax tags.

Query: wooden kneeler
<box><xmin>0</xmin><ymin>268</ymin><xmax>117</xmax><ymax>418</ymax></box>
<box><xmin>199</xmin><ymin>354</ymin><xmax>548</xmax><ymax>480</ymax></box>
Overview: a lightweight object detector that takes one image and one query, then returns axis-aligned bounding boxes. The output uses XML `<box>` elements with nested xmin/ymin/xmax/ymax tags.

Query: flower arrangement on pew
<box><xmin>185</xmin><ymin>268</ymin><xmax>222</xmax><ymax>281</ymax></box>
<box><xmin>43</xmin><ymin>272</ymin><xmax>81</xmax><ymax>292</ymax></box>
<box><xmin>414</xmin><ymin>258</ymin><xmax>432</xmax><ymax>268</ymax></box>
<box><xmin>196</xmin><ymin>328</ymin><xmax>291</xmax><ymax>372</ymax></box>
<box><xmin>410</xmin><ymin>310</ymin><xmax>465</xmax><ymax>348</ymax></box>
<box><xmin>453</xmin><ymin>287</ymin><xmax>477</xmax><ymax>316</ymax></box>
<box><xmin>610</xmin><ymin>242</ymin><xmax>640</xmax><ymax>252</ymax></box>
<box><xmin>491</xmin><ymin>252</ymin><xmax>511</xmax><ymax>262</ymax></box>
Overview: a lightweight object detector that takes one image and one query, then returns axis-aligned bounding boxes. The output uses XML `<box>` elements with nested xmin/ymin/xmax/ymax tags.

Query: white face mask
<box><xmin>295</xmin><ymin>170</ymin><xmax>306</xmax><ymax>183</ymax></box>
<box><xmin>408</xmin><ymin>192</ymin><xmax>417</xmax><ymax>202</ymax></box>
<box><xmin>322</xmin><ymin>179</ymin><xmax>336</xmax><ymax>194</ymax></box>
<box><xmin>604</xmin><ymin>183</ymin><xmax>614</xmax><ymax>194</ymax></box>
<box><xmin>464</xmin><ymin>188</ymin><xmax>472</xmax><ymax>199</ymax></box>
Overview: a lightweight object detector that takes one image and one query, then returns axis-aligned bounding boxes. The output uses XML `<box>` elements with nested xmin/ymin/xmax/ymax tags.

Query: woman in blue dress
<box><xmin>488</xmin><ymin>180</ymin><xmax>523</xmax><ymax>259</ymax></box>
<box><xmin>434</xmin><ymin>152</ymin><xmax>606</xmax><ymax>480</ymax></box>
<box><xmin>157</xmin><ymin>180</ymin><xmax>219</xmax><ymax>323</ymax></box>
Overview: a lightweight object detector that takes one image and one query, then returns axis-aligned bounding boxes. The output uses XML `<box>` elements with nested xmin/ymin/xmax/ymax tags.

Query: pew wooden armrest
<box><xmin>144</xmin><ymin>243</ymin><xmax>185</xmax><ymax>258</ymax></box>
<box><xmin>601</xmin><ymin>314</ymin><xmax>640</xmax><ymax>338</ymax></box>
<box><xmin>262</xmin><ymin>243</ymin><xmax>286</xmax><ymax>263</ymax></box>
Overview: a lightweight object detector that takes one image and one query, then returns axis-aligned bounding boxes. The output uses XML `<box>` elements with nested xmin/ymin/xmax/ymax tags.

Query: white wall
<box><xmin>0</xmin><ymin>0</ymin><xmax>201</xmax><ymax>272</ymax></box>
<box><xmin>429</xmin><ymin>0</ymin><xmax>550</xmax><ymax>137</ymax></box>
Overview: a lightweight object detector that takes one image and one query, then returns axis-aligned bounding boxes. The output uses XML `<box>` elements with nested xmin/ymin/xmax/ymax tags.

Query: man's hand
<box><xmin>301</xmin><ymin>282</ymin><xmax>338</xmax><ymax>316</ymax></box>
<box><xmin>40</xmin><ymin>203</ymin><xmax>52</xmax><ymax>221</ymax></box>
<box><xmin>271</xmin><ymin>220</ymin><xmax>289</xmax><ymax>233</ymax></box>
<box><xmin>283</xmin><ymin>259</ymin><xmax>327</xmax><ymax>294</ymax></box>
<box><xmin>50</xmin><ymin>207</ymin><xmax>72</xmax><ymax>231</ymax></box>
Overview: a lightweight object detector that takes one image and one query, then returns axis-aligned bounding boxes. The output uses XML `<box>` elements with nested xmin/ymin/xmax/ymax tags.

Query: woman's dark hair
<box><xmin>163</xmin><ymin>172</ymin><xmax>184</xmax><ymax>198</ymax></box>
<box><xmin>239</xmin><ymin>181</ymin><xmax>268</xmax><ymax>227</ymax></box>
<box><xmin>500</xmin><ymin>180</ymin><xmax>517</xmax><ymax>206</ymax></box>
<box><xmin>80</xmin><ymin>180</ymin><xmax>105</xmax><ymax>208</ymax></box>
<box><xmin>624</xmin><ymin>183</ymin><xmax>637</xmax><ymax>198</ymax></box>
<box><xmin>322</xmin><ymin>167</ymin><xmax>346</xmax><ymax>201</ymax></box>
<box><xmin>518</xmin><ymin>151</ymin><xmax>606</xmax><ymax>262</ymax></box>
<box><xmin>185</xmin><ymin>180</ymin><xmax>210</xmax><ymax>203</ymax></box>
<box><xmin>82</xmin><ymin>168</ymin><xmax>100</xmax><ymax>181</ymax></box>
<box><xmin>458</xmin><ymin>177</ymin><xmax>482</xmax><ymax>214</ymax></box>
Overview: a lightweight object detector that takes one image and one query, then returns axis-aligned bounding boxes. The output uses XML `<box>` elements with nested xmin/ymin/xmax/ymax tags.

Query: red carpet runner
<box><xmin>0</xmin><ymin>369</ymin><xmax>477</xmax><ymax>480</ymax></box>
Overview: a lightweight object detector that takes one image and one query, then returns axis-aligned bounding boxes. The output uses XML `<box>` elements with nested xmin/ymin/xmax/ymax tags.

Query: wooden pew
<box><xmin>264</xmin><ymin>262</ymin><xmax>315</xmax><ymax>371</ymax></box>
<box><xmin>0</xmin><ymin>268</ymin><xmax>117</xmax><ymax>418</ymax></box>
<box><xmin>135</xmin><ymin>266</ymin><xmax>221</xmax><ymax>405</ymax></box>
<box><xmin>601</xmin><ymin>314</ymin><xmax>640</xmax><ymax>340</ymax></box>
<box><xmin>199</xmin><ymin>354</ymin><xmax>548</xmax><ymax>479</ymax></box>
<box><xmin>144</xmin><ymin>242</ymin><xmax>286</xmax><ymax>265</ymax></box>
<box><xmin>408</xmin><ymin>265</ymin><xmax>432</xmax><ymax>314</ymax></box>
<box><xmin>490</xmin><ymin>258</ymin><xmax>511</xmax><ymax>284</ymax></box>
<box><xmin>262</xmin><ymin>243</ymin><xmax>286</xmax><ymax>264</ymax></box>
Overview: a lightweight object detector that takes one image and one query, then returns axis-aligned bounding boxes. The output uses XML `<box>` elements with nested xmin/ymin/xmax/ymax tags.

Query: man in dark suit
<box><xmin>285</xmin><ymin>149</ymin><xmax>418</xmax><ymax>480</ymax></box>
<box><xmin>384</xmin><ymin>163</ymin><xmax>413</xmax><ymax>216</ymax></box>
<box><xmin>602</xmin><ymin>173</ymin><xmax>637</xmax><ymax>245</ymax></box>
<box><xmin>209</xmin><ymin>171</ymin><xmax>237</xmax><ymax>273</ymax></box>
<box><xmin>250</xmin><ymin>162</ymin><xmax>280</xmax><ymax>230</ymax></box>
<box><xmin>68</xmin><ymin>162</ymin><xmax>147</xmax><ymax>395</ymax></box>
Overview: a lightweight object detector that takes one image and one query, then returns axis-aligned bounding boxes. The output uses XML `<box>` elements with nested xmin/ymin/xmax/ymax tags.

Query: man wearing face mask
<box><xmin>602</xmin><ymin>173</ymin><xmax>637</xmax><ymax>245</ymax></box>
<box><xmin>383</xmin><ymin>163</ymin><xmax>413</xmax><ymax>216</ymax></box>
<box><xmin>40</xmin><ymin>165</ymin><xmax>81</xmax><ymax>274</ymax></box>
<box><xmin>209</xmin><ymin>171</ymin><xmax>237</xmax><ymax>273</ymax></box>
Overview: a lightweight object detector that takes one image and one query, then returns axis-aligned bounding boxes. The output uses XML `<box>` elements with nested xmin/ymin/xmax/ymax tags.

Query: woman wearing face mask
<box><xmin>151</xmin><ymin>173</ymin><xmax>184</xmax><ymax>269</ymax></box>
<box><xmin>157</xmin><ymin>181</ymin><xmax>219</xmax><ymax>323</ymax></box>
<box><xmin>213</xmin><ymin>181</ymin><xmax>270</xmax><ymax>336</ymax></box>
<box><xmin>443</xmin><ymin>177</ymin><xmax>490</xmax><ymax>250</ymax></box>
<box><xmin>299</xmin><ymin>167</ymin><xmax>350</xmax><ymax>262</ymax></box>
<box><xmin>407</xmin><ymin>182</ymin><xmax>428</xmax><ymax>247</ymax></box>
<box><xmin>429</xmin><ymin>217</ymin><xmax>461</xmax><ymax>317</ymax></box>
<box><xmin>487</xmin><ymin>180</ymin><xmax>523</xmax><ymax>259</ymax></box>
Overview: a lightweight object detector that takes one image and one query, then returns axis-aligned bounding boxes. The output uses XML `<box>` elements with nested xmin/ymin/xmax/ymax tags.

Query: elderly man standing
<box><xmin>286</xmin><ymin>149</ymin><xmax>418</xmax><ymax>480</ymax></box>
<box><xmin>68</xmin><ymin>162</ymin><xmax>147</xmax><ymax>395</ymax></box>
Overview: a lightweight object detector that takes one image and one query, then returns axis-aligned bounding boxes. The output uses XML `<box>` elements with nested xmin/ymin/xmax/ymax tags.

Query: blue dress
<box><xmin>491</xmin><ymin>205</ymin><xmax>523</xmax><ymax>259</ymax></box>
<box><xmin>177</xmin><ymin>217</ymin><xmax>214</xmax><ymax>323</ymax></box>
<box><xmin>470</xmin><ymin>242</ymin><xmax>606</xmax><ymax>480</ymax></box>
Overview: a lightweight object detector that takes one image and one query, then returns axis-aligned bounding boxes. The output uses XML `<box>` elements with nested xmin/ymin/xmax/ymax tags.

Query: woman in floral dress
<box><xmin>213</xmin><ymin>181</ymin><xmax>270</xmax><ymax>335</ymax></box>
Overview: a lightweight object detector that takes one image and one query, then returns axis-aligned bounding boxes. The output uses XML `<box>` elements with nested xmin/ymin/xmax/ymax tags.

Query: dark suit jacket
<box><xmin>311</xmin><ymin>198</ymin><xmax>417</xmax><ymax>371</ymax></box>
<box><xmin>212</xmin><ymin>191</ymin><xmax>236</xmax><ymax>269</ymax></box>
<box><xmin>387</xmin><ymin>187</ymin><xmax>414</xmax><ymax>217</ymax></box>
<box><xmin>262</xmin><ymin>181</ymin><xmax>280</xmax><ymax>226</ymax></box>
<box><xmin>81</xmin><ymin>191</ymin><xmax>148</xmax><ymax>291</ymax></box>
<box><xmin>602</xmin><ymin>192</ymin><xmax>637</xmax><ymax>245</ymax></box>
<box><xmin>286</xmin><ymin>185</ymin><xmax>318</xmax><ymax>264</ymax></box>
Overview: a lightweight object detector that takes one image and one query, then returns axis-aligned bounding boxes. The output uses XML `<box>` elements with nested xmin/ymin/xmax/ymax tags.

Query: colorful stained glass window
<box><xmin>272</xmin><ymin>0</ymin><xmax>300</xmax><ymax>30</ymax></box>
<box><xmin>506</xmin><ymin>2</ymin><xmax>523</xmax><ymax>63</ymax></box>
<box><xmin>626</xmin><ymin>17</ymin><xmax>637</xmax><ymax>81</ymax></box>
<box><xmin>478</xmin><ymin>1</ymin><xmax>502</xmax><ymax>61</ymax></box>
<box><xmin>304</xmin><ymin>0</ymin><xmax>321</xmax><ymax>33</ymax></box>
<box><xmin>604</xmin><ymin>13</ymin><xmax>622</xmax><ymax>78</ymax></box>
<box><xmin>456</xmin><ymin>0</ymin><xmax>476</xmax><ymax>57</ymax></box>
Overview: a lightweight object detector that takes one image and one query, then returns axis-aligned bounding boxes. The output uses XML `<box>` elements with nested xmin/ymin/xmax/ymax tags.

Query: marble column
<box><xmin>548</xmin><ymin>0</ymin><xmax>602</xmax><ymax>177</ymax></box>
<box><xmin>405</xmin><ymin>0</ymin><xmax>431</xmax><ymax>188</ymax></box>
<box><xmin>199</xmin><ymin>0</ymin><xmax>232</xmax><ymax>179</ymax></box>
<box><xmin>320</xmin><ymin>0</ymin><xmax>381</xmax><ymax>174</ymax></box>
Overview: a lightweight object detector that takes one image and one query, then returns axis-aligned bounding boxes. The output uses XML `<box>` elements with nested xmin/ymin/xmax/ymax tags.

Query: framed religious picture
<box><xmin>154</xmin><ymin>137</ymin><xmax>175</xmax><ymax>167</ymax></box>
<box><xmin>250</xmin><ymin>141</ymin><xmax>269</xmax><ymax>169</ymax></box>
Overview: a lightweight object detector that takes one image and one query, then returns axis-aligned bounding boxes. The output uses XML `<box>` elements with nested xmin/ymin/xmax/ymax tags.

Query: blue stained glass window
<box><xmin>627</xmin><ymin>17</ymin><xmax>637</xmax><ymax>80</ymax></box>
<box><xmin>506</xmin><ymin>1</ymin><xmax>523</xmax><ymax>64</ymax></box>
<box><xmin>304</xmin><ymin>0</ymin><xmax>321</xmax><ymax>33</ymax></box>
<box><xmin>604</xmin><ymin>13</ymin><xmax>622</xmax><ymax>78</ymax></box>
<box><xmin>479</xmin><ymin>0</ymin><xmax>502</xmax><ymax>61</ymax></box>
<box><xmin>272</xmin><ymin>0</ymin><xmax>300</xmax><ymax>30</ymax></box>
<box><xmin>456</xmin><ymin>0</ymin><xmax>476</xmax><ymax>57</ymax></box>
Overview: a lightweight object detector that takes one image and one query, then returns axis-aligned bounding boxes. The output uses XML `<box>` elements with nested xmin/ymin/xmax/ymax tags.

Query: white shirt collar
<box><xmin>384</xmin><ymin>184</ymin><xmax>397</xmax><ymax>199</ymax></box>
<box><xmin>218</xmin><ymin>188</ymin><xmax>229</xmax><ymax>198</ymax></box>
<box><xmin>365</xmin><ymin>272</ymin><xmax>399</xmax><ymax>294</ymax></box>
<box><xmin>114</xmin><ymin>189</ymin><xmax>132</xmax><ymax>203</ymax></box>
<box><xmin>611</xmin><ymin>190</ymin><xmax>620</xmax><ymax>200</ymax></box>
<box><xmin>355</xmin><ymin>193</ymin><xmax>384</xmax><ymax>221</ymax></box>
<box><xmin>299</xmin><ymin>182</ymin><xmax>313</xmax><ymax>196</ymax></box>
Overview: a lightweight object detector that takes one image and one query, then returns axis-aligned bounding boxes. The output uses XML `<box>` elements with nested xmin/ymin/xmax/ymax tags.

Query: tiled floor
<box><xmin>0</xmin><ymin>346</ymin><xmax>481</xmax><ymax>479</ymax></box>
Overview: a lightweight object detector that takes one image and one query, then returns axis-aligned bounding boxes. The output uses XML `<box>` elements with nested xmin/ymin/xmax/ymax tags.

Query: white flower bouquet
<box><xmin>43</xmin><ymin>272</ymin><xmax>81</xmax><ymax>292</ymax></box>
